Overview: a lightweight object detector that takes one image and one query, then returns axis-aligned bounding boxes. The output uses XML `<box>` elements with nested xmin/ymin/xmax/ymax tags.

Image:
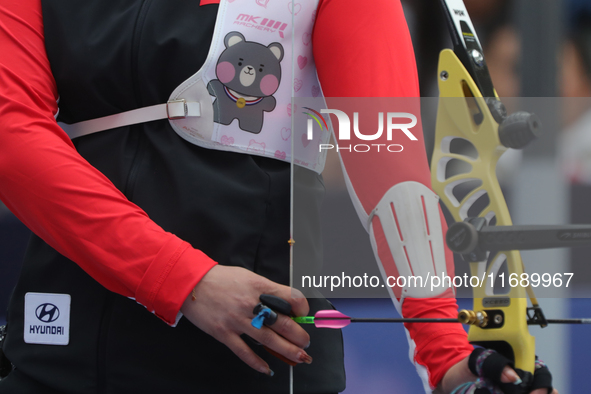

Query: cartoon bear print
<box><xmin>247</xmin><ymin>139</ymin><xmax>266</xmax><ymax>155</ymax></box>
<box><xmin>208</xmin><ymin>32</ymin><xmax>284</xmax><ymax>134</ymax></box>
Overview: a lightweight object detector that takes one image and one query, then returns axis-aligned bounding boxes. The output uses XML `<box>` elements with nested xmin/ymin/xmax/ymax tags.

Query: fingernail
<box><xmin>504</xmin><ymin>369</ymin><xmax>522</xmax><ymax>385</ymax></box>
<box><xmin>259</xmin><ymin>366</ymin><xmax>274</xmax><ymax>376</ymax></box>
<box><xmin>298</xmin><ymin>351</ymin><xmax>313</xmax><ymax>364</ymax></box>
<box><xmin>304</xmin><ymin>341</ymin><xmax>311</xmax><ymax>349</ymax></box>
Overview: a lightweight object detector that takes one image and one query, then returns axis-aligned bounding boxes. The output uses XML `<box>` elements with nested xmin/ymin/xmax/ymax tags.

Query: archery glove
<box><xmin>451</xmin><ymin>348</ymin><xmax>553</xmax><ymax>394</ymax></box>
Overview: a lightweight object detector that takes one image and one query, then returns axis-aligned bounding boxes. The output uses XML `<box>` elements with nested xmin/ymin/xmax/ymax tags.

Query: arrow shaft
<box><xmin>349</xmin><ymin>318</ymin><xmax>458</xmax><ymax>323</ymax></box>
<box><xmin>295</xmin><ymin>315</ymin><xmax>591</xmax><ymax>327</ymax></box>
<box><xmin>304</xmin><ymin>317</ymin><xmax>467</xmax><ymax>325</ymax></box>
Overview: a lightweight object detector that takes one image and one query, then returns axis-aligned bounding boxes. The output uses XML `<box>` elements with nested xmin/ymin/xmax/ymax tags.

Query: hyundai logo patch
<box><xmin>35</xmin><ymin>303</ymin><xmax>60</xmax><ymax>323</ymax></box>
<box><xmin>24</xmin><ymin>293</ymin><xmax>71</xmax><ymax>345</ymax></box>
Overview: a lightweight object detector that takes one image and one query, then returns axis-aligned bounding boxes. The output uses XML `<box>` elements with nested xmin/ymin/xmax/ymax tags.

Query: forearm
<box><xmin>0</xmin><ymin>0</ymin><xmax>217</xmax><ymax>325</ymax></box>
<box><xmin>313</xmin><ymin>0</ymin><xmax>472</xmax><ymax>389</ymax></box>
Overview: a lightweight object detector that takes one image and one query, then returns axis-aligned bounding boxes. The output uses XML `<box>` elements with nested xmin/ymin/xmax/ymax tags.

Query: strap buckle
<box><xmin>166</xmin><ymin>99</ymin><xmax>188</xmax><ymax>120</ymax></box>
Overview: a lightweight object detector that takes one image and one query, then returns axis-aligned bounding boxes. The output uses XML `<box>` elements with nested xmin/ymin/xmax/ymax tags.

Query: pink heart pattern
<box><xmin>287</xmin><ymin>104</ymin><xmax>297</xmax><ymax>117</ymax></box>
<box><xmin>311</xmin><ymin>85</ymin><xmax>320</xmax><ymax>97</ymax></box>
<box><xmin>221</xmin><ymin>135</ymin><xmax>235</xmax><ymax>145</ymax></box>
<box><xmin>297</xmin><ymin>55</ymin><xmax>308</xmax><ymax>70</ymax></box>
<box><xmin>281</xmin><ymin>127</ymin><xmax>291</xmax><ymax>140</ymax></box>
<box><xmin>255</xmin><ymin>0</ymin><xmax>269</xmax><ymax>7</ymax></box>
<box><xmin>302</xmin><ymin>33</ymin><xmax>311</xmax><ymax>46</ymax></box>
<box><xmin>293</xmin><ymin>78</ymin><xmax>303</xmax><ymax>92</ymax></box>
<box><xmin>288</xmin><ymin>2</ymin><xmax>301</xmax><ymax>15</ymax></box>
<box><xmin>275</xmin><ymin>150</ymin><xmax>287</xmax><ymax>160</ymax></box>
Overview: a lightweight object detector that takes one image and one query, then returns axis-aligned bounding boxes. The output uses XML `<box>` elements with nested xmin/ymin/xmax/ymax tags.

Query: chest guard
<box><xmin>59</xmin><ymin>0</ymin><xmax>329</xmax><ymax>173</ymax></box>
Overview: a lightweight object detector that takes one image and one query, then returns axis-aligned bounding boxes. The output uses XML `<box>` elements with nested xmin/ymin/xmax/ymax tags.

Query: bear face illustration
<box><xmin>207</xmin><ymin>32</ymin><xmax>284</xmax><ymax>134</ymax></box>
<box><xmin>247</xmin><ymin>139</ymin><xmax>266</xmax><ymax>155</ymax></box>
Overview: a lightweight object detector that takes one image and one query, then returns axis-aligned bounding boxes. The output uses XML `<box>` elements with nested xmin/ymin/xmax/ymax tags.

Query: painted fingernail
<box><xmin>304</xmin><ymin>341</ymin><xmax>311</xmax><ymax>349</ymax></box>
<box><xmin>504</xmin><ymin>369</ymin><xmax>522</xmax><ymax>385</ymax></box>
<box><xmin>259</xmin><ymin>366</ymin><xmax>274</xmax><ymax>376</ymax></box>
<box><xmin>298</xmin><ymin>351</ymin><xmax>313</xmax><ymax>364</ymax></box>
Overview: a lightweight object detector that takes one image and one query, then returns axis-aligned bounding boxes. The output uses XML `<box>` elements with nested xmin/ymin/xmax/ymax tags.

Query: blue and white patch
<box><xmin>24</xmin><ymin>293</ymin><xmax>70</xmax><ymax>345</ymax></box>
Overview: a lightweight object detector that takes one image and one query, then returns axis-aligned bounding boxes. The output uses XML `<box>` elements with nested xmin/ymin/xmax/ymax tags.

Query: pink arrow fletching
<box><xmin>314</xmin><ymin>310</ymin><xmax>351</xmax><ymax>329</ymax></box>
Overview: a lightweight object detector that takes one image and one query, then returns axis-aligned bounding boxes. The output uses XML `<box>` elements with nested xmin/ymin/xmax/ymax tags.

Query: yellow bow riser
<box><xmin>431</xmin><ymin>49</ymin><xmax>536</xmax><ymax>374</ymax></box>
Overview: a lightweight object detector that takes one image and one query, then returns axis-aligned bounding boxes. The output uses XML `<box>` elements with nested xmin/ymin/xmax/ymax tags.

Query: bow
<box><xmin>285</xmin><ymin>0</ymin><xmax>557</xmax><ymax>391</ymax></box>
<box><xmin>429</xmin><ymin>0</ymin><xmax>542</xmax><ymax>377</ymax></box>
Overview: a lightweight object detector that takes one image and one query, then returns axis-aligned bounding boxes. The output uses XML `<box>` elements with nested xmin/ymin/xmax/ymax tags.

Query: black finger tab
<box><xmin>469</xmin><ymin>348</ymin><xmax>513</xmax><ymax>385</ymax></box>
<box><xmin>468</xmin><ymin>348</ymin><xmax>535</xmax><ymax>394</ymax></box>
<box><xmin>260</xmin><ymin>294</ymin><xmax>293</xmax><ymax>316</ymax></box>
<box><xmin>530</xmin><ymin>359</ymin><xmax>553</xmax><ymax>394</ymax></box>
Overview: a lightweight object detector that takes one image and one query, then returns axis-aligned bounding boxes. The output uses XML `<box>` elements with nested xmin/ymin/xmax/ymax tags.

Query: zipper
<box><xmin>124</xmin><ymin>0</ymin><xmax>153</xmax><ymax>201</ymax></box>
<box><xmin>130</xmin><ymin>0</ymin><xmax>153</xmax><ymax>108</ymax></box>
<box><xmin>97</xmin><ymin>4</ymin><xmax>152</xmax><ymax>392</ymax></box>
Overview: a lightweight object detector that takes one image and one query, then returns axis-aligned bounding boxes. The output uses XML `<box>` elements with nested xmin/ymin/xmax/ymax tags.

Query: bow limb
<box><xmin>431</xmin><ymin>48</ymin><xmax>536</xmax><ymax>375</ymax></box>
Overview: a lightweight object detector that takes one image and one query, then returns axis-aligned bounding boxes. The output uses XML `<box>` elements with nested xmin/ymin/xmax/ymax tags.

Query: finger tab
<box><xmin>260</xmin><ymin>295</ymin><xmax>292</xmax><ymax>315</ymax></box>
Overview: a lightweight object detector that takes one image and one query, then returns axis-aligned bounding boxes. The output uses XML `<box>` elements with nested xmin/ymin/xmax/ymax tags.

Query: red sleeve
<box><xmin>313</xmin><ymin>0</ymin><xmax>472</xmax><ymax>388</ymax></box>
<box><xmin>0</xmin><ymin>0</ymin><xmax>217</xmax><ymax>325</ymax></box>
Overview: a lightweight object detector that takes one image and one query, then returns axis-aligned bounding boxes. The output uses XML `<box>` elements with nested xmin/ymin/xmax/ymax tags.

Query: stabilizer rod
<box><xmin>446</xmin><ymin>217</ymin><xmax>591</xmax><ymax>261</ymax></box>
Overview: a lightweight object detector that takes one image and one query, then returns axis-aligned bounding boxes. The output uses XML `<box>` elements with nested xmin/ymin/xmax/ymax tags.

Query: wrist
<box><xmin>438</xmin><ymin>356</ymin><xmax>476</xmax><ymax>394</ymax></box>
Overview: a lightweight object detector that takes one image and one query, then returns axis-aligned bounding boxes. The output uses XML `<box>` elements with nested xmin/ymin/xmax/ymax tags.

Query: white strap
<box><xmin>58</xmin><ymin>99</ymin><xmax>201</xmax><ymax>139</ymax></box>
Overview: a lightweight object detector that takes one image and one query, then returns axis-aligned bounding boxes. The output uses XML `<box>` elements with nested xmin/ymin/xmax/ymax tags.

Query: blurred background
<box><xmin>3</xmin><ymin>0</ymin><xmax>591</xmax><ymax>392</ymax></box>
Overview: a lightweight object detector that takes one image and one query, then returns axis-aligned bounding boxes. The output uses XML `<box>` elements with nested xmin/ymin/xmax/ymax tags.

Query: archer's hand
<box><xmin>180</xmin><ymin>265</ymin><xmax>311</xmax><ymax>375</ymax></box>
<box><xmin>439</xmin><ymin>349</ymin><xmax>558</xmax><ymax>394</ymax></box>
